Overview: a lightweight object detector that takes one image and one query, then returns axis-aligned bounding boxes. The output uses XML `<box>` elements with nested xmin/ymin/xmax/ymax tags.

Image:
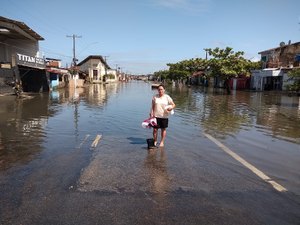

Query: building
<box><xmin>251</xmin><ymin>68</ymin><xmax>288</xmax><ymax>91</ymax></box>
<box><xmin>251</xmin><ymin>41</ymin><xmax>300</xmax><ymax>91</ymax></box>
<box><xmin>77</xmin><ymin>55</ymin><xmax>117</xmax><ymax>83</ymax></box>
<box><xmin>259</xmin><ymin>41</ymin><xmax>300</xmax><ymax>69</ymax></box>
<box><xmin>46</xmin><ymin>58</ymin><xmax>70</xmax><ymax>90</ymax></box>
<box><xmin>0</xmin><ymin>16</ymin><xmax>49</xmax><ymax>93</ymax></box>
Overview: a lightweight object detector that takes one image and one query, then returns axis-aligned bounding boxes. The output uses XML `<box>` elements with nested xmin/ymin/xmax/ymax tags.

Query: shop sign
<box><xmin>16</xmin><ymin>53</ymin><xmax>45</xmax><ymax>69</ymax></box>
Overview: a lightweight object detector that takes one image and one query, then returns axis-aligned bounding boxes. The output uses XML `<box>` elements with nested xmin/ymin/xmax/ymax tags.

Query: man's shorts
<box><xmin>155</xmin><ymin>117</ymin><xmax>168</xmax><ymax>129</ymax></box>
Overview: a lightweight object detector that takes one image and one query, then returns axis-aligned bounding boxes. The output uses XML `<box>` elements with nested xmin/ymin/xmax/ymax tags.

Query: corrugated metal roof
<box><xmin>0</xmin><ymin>16</ymin><xmax>44</xmax><ymax>41</ymax></box>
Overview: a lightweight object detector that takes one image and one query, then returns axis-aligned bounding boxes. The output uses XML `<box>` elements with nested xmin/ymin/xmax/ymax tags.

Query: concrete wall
<box><xmin>0</xmin><ymin>39</ymin><xmax>39</xmax><ymax>65</ymax></box>
<box><xmin>79</xmin><ymin>58</ymin><xmax>107</xmax><ymax>83</ymax></box>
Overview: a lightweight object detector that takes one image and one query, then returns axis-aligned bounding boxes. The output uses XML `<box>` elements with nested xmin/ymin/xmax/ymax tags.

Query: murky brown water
<box><xmin>0</xmin><ymin>81</ymin><xmax>299</xmax><ymax>170</ymax></box>
<box><xmin>1</xmin><ymin>81</ymin><xmax>300</xmax><ymax>224</ymax></box>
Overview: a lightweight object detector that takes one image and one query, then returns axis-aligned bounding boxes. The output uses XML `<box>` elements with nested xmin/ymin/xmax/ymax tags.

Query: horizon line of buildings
<box><xmin>0</xmin><ymin>16</ymin><xmax>130</xmax><ymax>94</ymax></box>
<box><xmin>1</xmin><ymin>15</ymin><xmax>300</xmax><ymax>94</ymax></box>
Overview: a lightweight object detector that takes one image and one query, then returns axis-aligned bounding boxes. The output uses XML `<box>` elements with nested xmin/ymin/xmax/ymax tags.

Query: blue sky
<box><xmin>1</xmin><ymin>0</ymin><xmax>300</xmax><ymax>74</ymax></box>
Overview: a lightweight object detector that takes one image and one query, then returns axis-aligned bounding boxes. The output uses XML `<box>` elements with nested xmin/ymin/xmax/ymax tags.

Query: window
<box><xmin>261</xmin><ymin>56</ymin><xmax>267</xmax><ymax>62</ymax></box>
<box><xmin>93</xmin><ymin>70</ymin><xmax>98</xmax><ymax>80</ymax></box>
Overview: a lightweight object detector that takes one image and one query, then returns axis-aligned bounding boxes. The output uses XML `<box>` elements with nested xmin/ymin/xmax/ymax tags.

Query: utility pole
<box><xmin>115</xmin><ymin>64</ymin><xmax>119</xmax><ymax>77</ymax></box>
<box><xmin>103</xmin><ymin>55</ymin><xmax>109</xmax><ymax>76</ymax></box>
<box><xmin>66</xmin><ymin>34</ymin><xmax>82</xmax><ymax>67</ymax></box>
<box><xmin>205</xmin><ymin>49</ymin><xmax>208</xmax><ymax>60</ymax></box>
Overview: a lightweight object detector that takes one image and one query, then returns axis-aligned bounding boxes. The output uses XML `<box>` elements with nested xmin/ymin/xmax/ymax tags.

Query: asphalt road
<box><xmin>1</xmin><ymin>132</ymin><xmax>300</xmax><ymax>225</ymax></box>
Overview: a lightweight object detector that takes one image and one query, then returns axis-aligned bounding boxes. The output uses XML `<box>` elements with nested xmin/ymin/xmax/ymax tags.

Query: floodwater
<box><xmin>1</xmin><ymin>81</ymin><xmax>300</xmax><ymax>225</ymax></box>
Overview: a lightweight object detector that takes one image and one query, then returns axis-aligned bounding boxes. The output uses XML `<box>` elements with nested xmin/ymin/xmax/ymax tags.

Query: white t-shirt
<box><xmin>152</xmin><ymin>94</ymin><xmax>174</xmax><ymax>118</ymax></box>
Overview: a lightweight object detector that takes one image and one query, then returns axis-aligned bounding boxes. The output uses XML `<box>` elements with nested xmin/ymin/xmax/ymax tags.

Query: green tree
<box><xmin>153</xmin><ymin>70</ymin><xmax>169</xmax><ymax>81</ymax></box>
<box><xmin>168</xmin><ymin>58</ymin><xmax>208</xmax><ymax>74</ymax></box>
<box><xmin>168</xmin><ymin>70</ymin><xmax>190</xmax><ymax>81</ymax></box>
<box><xmin>286</xmin><ymin>68</ymin><xmax>300</xmax><ymax>92</ymax></box>
<box><xmin>153</xmin><ymin>47</ymin><xmax>260</xmax><ymax>88</ymax></box>
<box><xmin>167</xmin><ymin>58</ymin><xmax>208</xmax><ymax>82</ymax></box>
<box><xmin>204</xmin><ymin>47</ymin><xmax>260</xmax><ymax>94</ymax></box>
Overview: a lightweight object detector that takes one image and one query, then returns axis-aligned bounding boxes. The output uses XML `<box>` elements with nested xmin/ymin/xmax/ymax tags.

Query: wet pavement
<box><xmin>0</xmin><ymin>82</ymin><xmax>300</xmax><ymax>225</ymax></box>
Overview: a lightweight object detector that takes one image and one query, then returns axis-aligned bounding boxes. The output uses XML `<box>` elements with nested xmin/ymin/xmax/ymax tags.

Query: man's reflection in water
<box><xmin>144</xmin><ymin>148</ymin><xmax>171</xmax><ymax>195</ymax></box>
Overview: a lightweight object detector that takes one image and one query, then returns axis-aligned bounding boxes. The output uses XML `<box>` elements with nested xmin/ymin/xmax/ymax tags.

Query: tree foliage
<box><xmin>167</xmin><ymin>58</ymin><xmax>208</xmax><ymax>74</ymax></box>
<box><xmin>153</xmin><ymin>70</ymin><xmax>169</xmax><ymax>81</ymax></box>
<box><xmin>204</xmin><ymin>47</ymin><xmax>260</xmax><ymax>80</ymax></box>
<box><xmin>286</xmin><ymin>68</ymin><xmax>300</xmax><ymax>92</ymax></box>
<box><xmin>153</xmin><ymin>47</ymin><xmax>261</xmax><ymax>84</ymax></box>
<box><xmin>168</xmin><ymin>70</ymin><xmax>190</xmax><ymax>80</ymax></box>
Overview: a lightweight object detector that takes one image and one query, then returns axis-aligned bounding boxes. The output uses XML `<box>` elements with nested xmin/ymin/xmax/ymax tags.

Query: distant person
<box><xmin>149</xmin><ymin>84</ymin><xmax>176</xmax><ymax>147</ymax></box>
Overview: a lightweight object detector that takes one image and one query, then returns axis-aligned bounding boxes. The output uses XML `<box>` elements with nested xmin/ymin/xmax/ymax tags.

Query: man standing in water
<box><xmin>150</xmin><ymin>84</ymin><xmax>176</xmax><ymax>147</ymax></box>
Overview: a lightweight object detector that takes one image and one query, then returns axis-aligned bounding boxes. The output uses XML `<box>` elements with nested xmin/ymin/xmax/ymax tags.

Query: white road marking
<box><xmin>77</xmin><ymin>134</ymin><xmax>90</xmax><ymax>148</ymax></box>
<box><xmin>91</xmin><ymin>134</ymin><xmax>102</xmax><ymax>148</ymax></box>
<box><xmin>203</xmin><ymin>133</ymin><xmax>287</xmax><ymax>192</ymax></box>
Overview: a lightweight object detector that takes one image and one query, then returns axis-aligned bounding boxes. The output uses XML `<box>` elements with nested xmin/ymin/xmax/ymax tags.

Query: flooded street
<box><xmin>1</xmin><ymin>81</ymin><xmax>300</xmax><ymax>225</ymax></box>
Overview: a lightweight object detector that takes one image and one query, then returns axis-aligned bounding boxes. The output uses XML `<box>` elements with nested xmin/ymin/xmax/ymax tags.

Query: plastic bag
<box><xmin>142</xmin><ymin>117</ymin><xmax>157</xmax><ymax>128</ymax></box>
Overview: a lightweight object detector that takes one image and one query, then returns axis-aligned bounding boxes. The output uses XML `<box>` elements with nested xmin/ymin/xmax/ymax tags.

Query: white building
<box><xmin>251</xmin><ymin>69</ymin><xmax>282</xmax><ymax>91</ymax></box>
<box><xmin>77</xmin><ymin>55</ymin><xmax>117</xmax><ymax>83</ymax></box>
<box><xmin>251</xmin><ymin>68</ymin><xmax>292</xmax><ymax>91</ymax></box>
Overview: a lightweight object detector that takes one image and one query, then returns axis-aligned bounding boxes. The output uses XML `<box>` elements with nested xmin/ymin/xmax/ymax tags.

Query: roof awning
<box><xmin>46</xmin><ymin>67</ymin><xmax>69</xmax><ymax>74</ymax></box>
<box><xmin>0</xmin><ymin>16</ymin><xmax>44</xmax><ymax>41</ymax></box>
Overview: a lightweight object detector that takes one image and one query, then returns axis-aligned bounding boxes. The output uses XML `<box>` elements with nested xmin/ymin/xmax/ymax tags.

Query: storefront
<box><xmin>16</xmin><ymin>53</ymin><xmax>49</xmax><ymax>92</ymax></box>
<box><xmin>0</xmin><ymin>16</ymin><xmax>46</xmax><ymax>93</ymax></box>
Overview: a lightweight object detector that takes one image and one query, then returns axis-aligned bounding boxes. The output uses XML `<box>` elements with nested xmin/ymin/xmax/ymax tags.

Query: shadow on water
<box><xmin>127</xmin><ymin>137</ymin><xmax>146</xmax><ymax>145</ymax></box>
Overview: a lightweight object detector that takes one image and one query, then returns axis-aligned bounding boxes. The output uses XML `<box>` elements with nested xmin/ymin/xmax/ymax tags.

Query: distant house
<box><xmin>0</xmin><ymin>16</ymin><xmax>49</xmax><ymax>92</ymax></box>
<box><xmin>251</xmin><ymin>41</ymin><xmax>300</xmax><ymax>91</ymax></box>
<box><xmin>45</xmin><ymin>58</ymin><xmax>70</xmax><ymax>90</ymax></box>
<box><xmin>77</xmin><ymin>55</ymin><xmax>117</xmax><ymax>83</ymax></box>
<box><xmin>106</xmin><ymin>69</ymin><xmax>118</xmax><ymax>82</ymax></box>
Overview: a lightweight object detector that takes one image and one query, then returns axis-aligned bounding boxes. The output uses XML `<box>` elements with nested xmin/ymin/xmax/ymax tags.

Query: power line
<box><xmin>77</xmin><ymin>42</ymin><xmax>99</xmax><ymax>57</ymax></box>
<box><xmin>39</xmin><ymin>46</ymin><xmax>73</xmax><ymax>59</ymax></box>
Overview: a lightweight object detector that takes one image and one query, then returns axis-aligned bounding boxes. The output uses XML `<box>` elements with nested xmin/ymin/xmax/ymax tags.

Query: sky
<box><xmin>1</xmin><ymin>0</ymin><xmax>300</xmax><ymax>74</ymax></box>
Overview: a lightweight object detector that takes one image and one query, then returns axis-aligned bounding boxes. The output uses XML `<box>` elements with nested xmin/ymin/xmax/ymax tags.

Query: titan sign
<box><xmin>16</xmin><ymin>53</ymin><xmax>45</xmax><ymax>69</ymax></box>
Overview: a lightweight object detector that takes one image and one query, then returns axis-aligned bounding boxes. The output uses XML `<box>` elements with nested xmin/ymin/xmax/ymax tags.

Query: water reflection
<box><xmin>1</xmin><ymin>82</ymin><xmax>299</xmax><ymax>171</ymax></box>
<box><xmin>0</xmin><ymin>83</ymin><xmax>129</xmax><ymax>170</ymax></box>
<box><xmin>168</xmin><ymin>84</ymin><xmax>300</xmax><ymax>142</ymax></box>
<box><xmin>144</xmin><ymin>149</ymin><xmax>170</xmax><ymax>194</ymax></box>
<box><xmin>0</xmin><ymin>94</ymin><xmax>52</xmax><ymax>170</ymax></box>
